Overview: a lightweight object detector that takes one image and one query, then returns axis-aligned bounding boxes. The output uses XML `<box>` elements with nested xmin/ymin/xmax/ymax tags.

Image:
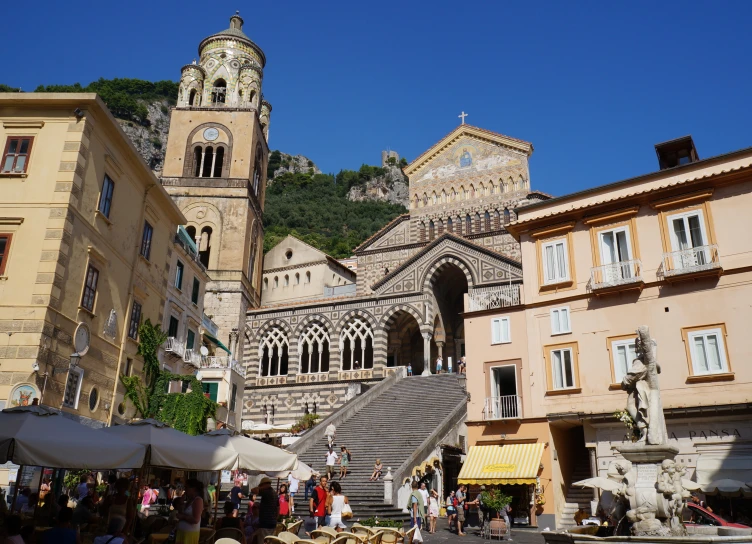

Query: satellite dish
<box><xmin>200</xmin><ymin>345</ymin><xmax>209</xmax><ymax>356</ymax></box>
<box><xmin>195</xmin><ymin>371</ymin><xmax>203</xmax><ymax>381</ymax></box>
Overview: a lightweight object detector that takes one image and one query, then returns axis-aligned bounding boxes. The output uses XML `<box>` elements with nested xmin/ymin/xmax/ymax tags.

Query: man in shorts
<box><xmin>309</xmin><ymin>475</ymin><xmax>329</xmax><ymax>528</ymax></box>
<box><xmin>325</xmin><ymin>447</ymin><xmax>339</xmax><ymax>480</ymax></box>
<box><xmin>455</xmin><ymin>484</ymin><xmax>467</xmax><ymax>536</ymax></box>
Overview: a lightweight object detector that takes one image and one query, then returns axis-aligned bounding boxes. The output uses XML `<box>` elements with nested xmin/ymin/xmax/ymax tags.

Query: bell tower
<box><xmin>162</xmin><ymin>12</ymin><xmax>270</xmax><ymax>359</ymax></box>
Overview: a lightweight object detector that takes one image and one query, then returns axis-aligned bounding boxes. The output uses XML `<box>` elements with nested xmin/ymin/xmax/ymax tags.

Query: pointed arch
<box><xmin>441</xmin><ymin>189</ymin><xmax>447</xmax><ymax>203</ymax></box>
<box><xmin>258</xmin><ymin>325</ymin><xmax>289</xmax><ymax>377</ymax></box>
<box><xmin>431</xmin><ymin>191</ymin><xmax>438</xmax><ymax>205</ymax></box>
<box><xmin>447</xmin><ymin>216</ymin><xmax>454</xmax><ymax>233</ymax></box>
<box><xmin>421</xmin><ymin>255</ymin><xmax>475</xmax><ymax>292</ymax></box>
<box><xmin>428</xmin><ymin>220</ymin><xmax>435</xmax><ymax>240</ymax></box>
<box><xmin>299</xmin><ymin>321</ymin><xmax>330</xmax><ymax>374</ymax></box>
<box><xmin>339</xmin><ymin>316</ymin><xmax>374</xmax><ymax>370</ymax></box>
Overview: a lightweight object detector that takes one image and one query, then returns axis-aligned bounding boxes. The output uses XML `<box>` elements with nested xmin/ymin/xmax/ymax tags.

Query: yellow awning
<box><xmin>458</xmin><ymin>443</ymin><xmax>545</xmax><ymax>485</ymax></box>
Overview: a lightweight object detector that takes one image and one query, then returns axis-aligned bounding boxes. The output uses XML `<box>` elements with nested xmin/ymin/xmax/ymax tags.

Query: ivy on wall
<box><xmin>120</xmin><ymin>319</ymin><xmax>216</xmax><ymax>435</ymax></box>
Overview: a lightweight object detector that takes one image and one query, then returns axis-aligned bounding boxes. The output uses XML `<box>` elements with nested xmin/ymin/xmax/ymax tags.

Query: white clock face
<box><xmin>74</xmin><ymin>322</ymin><xmax>90</xmax><ymax>355</ymax></box>
<box><xmin>203</xmin><ymin>128</ymin><xmax>219</xmax><ymax>141</ymax></box>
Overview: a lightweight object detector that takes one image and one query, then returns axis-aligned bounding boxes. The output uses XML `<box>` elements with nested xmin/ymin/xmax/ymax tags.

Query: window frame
<box><xmin>541</xmin><ymin>238</ymin><xmax>570</xmax><ymax>285</ymax></box>
<box><xmin>543</xmin><ymin>341</ymin><xmax>580</xmax><ymax>394</ymax></box>
<box><xmin>666</xmin><ymin>209</ymin><xmax>709</xmax><ymax>253</ymax></box>
<box><xmin>186</xmin><ymin>329</ymin><xmax>196</xmax><ymax>350</ymax></box>
<box><xmin>62</xmin><ymin>367</ymin><xmax>84</xmax><ymax>409</ymax></box>
<box><xmin>202</xmin><ymin>381</ymin><xmax>219</xmax><ymax>403</ymax></box>
<box><xmin>0</xmin><ymin>233</ymin><xmax>13</xmax><ymax>276</ymax></box>
<box><xmin>98</xmin><ymin>174</ymin><xmax>115</xmax><ymax>219</ymax></box>
<box><xmin>682</xmin><ymin>325</ymin><xmax>731</xmax><ymax>377</ymax></box>
<box><xmin>607</xmin><ymin>335</ymin><xmax>637</xmax><ymax>386</ymax></box>
<box><xmin>140</xmin><ymin>221</ymin><xmax>153</xmax><ymax>260</ymax></box>
<box><xmin>230</xmin><ymin>382</ymin><xmax>238</xmax><ymax>412</ymax></box>
<box><xmin>168</xmin><ymin>316</ymin><xmax>180</xmax><ymax>338</ymax></box>
<box><xmin>175</xmin><ymin>260</ymin><xmax>184</xmax><ymax>290</ymax></box>
<box><xmin>490</xmin><ymin>316</ymin><xmax>511</xmax><ymax>345</ymax></box>
<box><xmin>1</xmin><ymin>136</ymin><xmax>34</xmax><ymax>174</ymax></box>
<box><xmin>191</xmin><ymin>277</ymin><xmax>200</xmax><ymax>305</ymax></box>
<box><xmin>80</xmin><ymin>263</ymin><xmax>100</xmax><ymax>312</ymax></box>
<box><xmin>128</xmin><ymin>301</ymin><xmax>142</xmax><ymax>340</ymax></box>
<box><xmin>550</xmin><ymin>306</ymin><xmax>571</xmax><ymax>335</ymax></box>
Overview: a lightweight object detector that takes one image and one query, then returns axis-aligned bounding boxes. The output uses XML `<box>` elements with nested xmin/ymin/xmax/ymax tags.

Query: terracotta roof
<box><xmin>353</xmin><ymin>214</ymin><xmax>410</xmax><ymax>253</ymax></box>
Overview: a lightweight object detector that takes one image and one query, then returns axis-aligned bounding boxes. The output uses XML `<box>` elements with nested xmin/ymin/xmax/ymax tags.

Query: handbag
<box><xmin>342</xmin><ymin>502</ymin><xmax>353</xmax><ymax>520</ymax></box>
<box><xmin>413</xmin><ymin>526</ymin><xmax>424</xmax><ymax>543</ymax></box>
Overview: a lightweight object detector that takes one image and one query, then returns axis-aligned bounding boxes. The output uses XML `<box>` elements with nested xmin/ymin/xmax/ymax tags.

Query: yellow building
<box><xmin>462</xmin><ymin>137</ymin><xmax>752</xmax><ymax>529</ymax></box>
<box><xmin>0</xmin><ymin>93</ymin><xmax>186</xmax><ymax>427</ymax></box>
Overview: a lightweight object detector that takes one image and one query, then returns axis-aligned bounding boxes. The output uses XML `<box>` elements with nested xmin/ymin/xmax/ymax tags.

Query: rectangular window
<box><xmin>181</xmin><ymin>380</ymin><xmax>190</xmax><ymax>393</ymax></box>
<box><xmin>551</xmin><ymin>306</ymin><xmax>571</xmax><ymax>335</ymax></box>
<box><xmin>98</xmin><ymin>174</ymin><xmax>115</xmax><ymax>218</ymax></box>
<box><xmin>668</xmin><ymin>210</ymin><xmax>710</xmax><ymax>268</ymax></box>
<box><xmin>542</xmin><ymin>239</ymin><xmax>569</xmax><ymax>284</ymax></box>
<box><xmin>202</xmin><ymin>381</ymin><xmax>219</xmax><ymax>403</ymax></box>
<box><xmin>2</xmin><ymin>136</ymin><xmax>33</xmax><ymax>173</ymax></box>
<box><xmin>611</xmin><ymin>339</ymin><xmax>636</xmax><ymax>383</ymax></box>
<box><xmin>551</xmin><ymin>348</ymin><xmax>576</xmax><ymax>390</ymax></box>
<box><xmin>128</xmin><ymin>301</ymin><xmax>142</xmax><ymax>340</ymax></box>
<box><xmin>140</xmin><ymin>221</ymin><xmax>153</xmax><ymax>260</ymax></box>
<box><xmin>175</xmin><ymin>261</ymin><xmax>184</xmax><ymax>290</ymax></box>
<box><xmin>491</xmin><ymin>317</ymin><xmax>511</xmax><ymax>344</ymax></box>
<box><xmin>688</xmin><ymin>328</ymin><xmax>728</xmax><ymax>375</ymax></box>
<box><xmin>168</xmin><ymin>316</ymin><xmax>179</xmax><ymax>338</ymax></box>
<box><xmin>0</xmin><ymin>234</ymin><xmax>12</xmax><ymax>275</ymax></box>
<box><xmin>230</xmin><ymin>383</ymin><xmax>238</xmax><ymax>412</ymax></box>
<box><xmin>80</xmin><ymin>264</ymin><xmax>100</xmax><ymax>312</ymax></box>
<box><xmin>191</xmin><ymin>277</ymin><xmax>200</xmax><ymax>305</ymax></box>
<box><xmin>62</xmin><ymin>367</ymin><xmax>84</xmax><ymax>409</ymax></box>
<box><xmin>186</xmin><ymin>329</ymin><xmax>196</xmax><ymax>350</ymax></box>
<box><xmin>124</xmin><ymin>357</ymin><xmax>133</xmax><ymax>377</ymax></box>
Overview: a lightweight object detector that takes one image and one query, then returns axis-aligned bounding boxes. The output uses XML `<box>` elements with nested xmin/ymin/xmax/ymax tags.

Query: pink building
<box><xmin>461</xmin><ymin>137</ymin><xmax>752</xmax><ymax>529</ymax></box>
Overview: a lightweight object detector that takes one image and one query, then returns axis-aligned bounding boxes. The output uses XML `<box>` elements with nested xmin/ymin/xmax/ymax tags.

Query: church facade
<box><xmin>242</xmin><ymin>124</ymin><xmax>549</xmax><ymax>427</ymax></box>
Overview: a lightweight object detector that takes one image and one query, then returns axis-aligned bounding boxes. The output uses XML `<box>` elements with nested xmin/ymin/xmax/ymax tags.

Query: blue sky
<box><xmin>5</xmin><ymin>1</ymin><xmax>751</xmax><ymax>196</ymax></box>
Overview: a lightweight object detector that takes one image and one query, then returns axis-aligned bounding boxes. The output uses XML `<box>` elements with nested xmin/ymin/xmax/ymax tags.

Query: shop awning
<box><xmin>696</xmin><ymin>452</ymin><xmax>752</xmax><ymax>486</ymax></box>
<box><xmin>204</xmin><ymin>333</ymin><xmax>231</xmax><ymax>354</ymax></box>
<box><xmin>458</xmin><ymin>443</ymin><xmax>545</xmax><ymax>485</ymax></box>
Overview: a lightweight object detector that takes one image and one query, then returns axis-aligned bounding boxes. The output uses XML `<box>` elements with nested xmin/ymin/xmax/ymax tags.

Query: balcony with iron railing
<box><xmin>183</xmin><ymin>350</ymin><xmax>246</xmax><ymax>378</ymax></box>
<box><xmin>483</xmin><ymin>395</ymin><xmax>522</xmax><ymax>420</ymax></box>
<box><xmin>467</xmin><ymin>284</ymin><xmax>522</xmax><ymax>312</ymax></box>
<box><xmin>164</xmin><ymin>337</ymin><xmax>185</xmax><ymax>358</ymax></box>
<box><xmin>589</xmin><ymin>259</ymin><xmax>644</xmax><ymax>293</ymax></box>
<box><xmin>661</xmin><ymin>244</ymin><xmax>722</xmax><ymax>280</ymax></box>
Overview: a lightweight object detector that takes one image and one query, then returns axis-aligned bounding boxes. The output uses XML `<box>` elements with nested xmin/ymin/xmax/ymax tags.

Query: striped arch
<box><xmin>421</xmin><ymin>255</ymin><xmax>475</xmax><ymax>293</ymax></box>
<box><xmin>379</xmin><ymin>304</ymin><xmax>428</xmax><ymax>333</ymax></box>
<box><xmin>292</xmin><ymin>314</ymin><xmax>335</xmax><ymax>375</ymax></box>
<box><xmin>334</xmin><ymin>308</ymin><xmax>378</xmax><ymax>337</ymax></box>
<box><xmin>334</xmin><ymin>309</ymin><xmax>380</xmax><ymax>369</ymax></box>
<box><xmin>250</xmin><ymin>318</ymin><xmax>293</xmax><ymax>343</ymax></box>
<box><xmin>244</xmin><ymin>318</ymin><xmax>295</xmax><ymax>380</ymax></box>
<box><xmin>293</xmin><ymin>313</ymin><xmax>335</xmax><ymax>338</ymax></box>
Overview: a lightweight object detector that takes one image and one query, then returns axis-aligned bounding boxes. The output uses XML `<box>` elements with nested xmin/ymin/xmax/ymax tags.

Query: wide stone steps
<box><xmin>299</xmin><ymin>374</ymin><xmax>466</xmax><ymax>520</ymax></box>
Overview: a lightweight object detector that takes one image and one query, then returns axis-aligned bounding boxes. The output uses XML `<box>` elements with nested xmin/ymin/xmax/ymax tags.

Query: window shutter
<box><xmin>491</xmin><ymin>319</ymin><xmax>501</xmax><ymax>344</ymax></box>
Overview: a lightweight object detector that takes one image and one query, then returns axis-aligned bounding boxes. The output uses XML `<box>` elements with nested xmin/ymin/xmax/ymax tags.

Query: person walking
<box><xmin>304</xmin><ymin>475</ymin><xmax>316</xmax><ymax>501</ymax></box>
<box><xmin>418</xmin><ymin>482</ymin><xmax>429</xmax><ymax>520</ymax></box>
<box><xmin>327</xmin><ymin>481</ymin><xmax>349</xmax><ymax>532</ymax></box>
<box><xmin>288</xmin><ymin>472</ymin><xmax>299</xmax><ymax>513</ymax></box>
<box><xmin>251</xmin><ymin>477</ymin><xmax>279</xmax><ymax>544</ymax></box>
<box><xmin>309</xmin><ymin>476</ymin><xmax>329</xmax><ymax>529</ymax></box>
<box><xmin>407</xmin><ymin>363</ymin><xmax>413</xmax><ymax>376</ymax></box>
<box><xmin>446</xmin><ymin>490</ymin><xmax>457</xmax><ymax>532</ymax></box>
<box><xmin>409</xmin><ymin>481</ymin><xmax>425</xmax><ymax>530</ymax></box>
<box><xmin>229</xmin><ymin>480</ymin><xmax>245</xmax><ymax>517</ymax></box>
<box><xmin>428</xmin><ymin>490</ymin><xmax>439</xmax><ymax>534</ymax></box>
<box><xmin>459</xmin><ymin>356</ymin><xmax>467</xmax><ymax>374</ymax></box>
<box><xmin>368</xmin><ymin>459</ymin><xmax>383</xmax><ymax>481</ymax></box>
<box><xmin>325</xmin><ymin>423</ymin><xmax>337</xmax><ymax>448</ymax></box>
<box><xmin>455</xmin><ymin>484</ymin><xmax>467</xmax><ymax>536</ymax></box>
<box><xmin>325</xmin><ymin>447</ymin><xmax>339</xmax><ymax>480</ymax></box>
<box><xmin>435</xmin><ymin>356</ymin><xmax>443</xmax><ymax>373</ymax></box>
<box><xmin>278</xmin><ymin>483</ymin><xmax>291</xmax><ymax>517</ymax></box>
<box><xmin>339</xmin><ymin>447</ymin><xmax>351</xmax><ymax>480</ymax></box>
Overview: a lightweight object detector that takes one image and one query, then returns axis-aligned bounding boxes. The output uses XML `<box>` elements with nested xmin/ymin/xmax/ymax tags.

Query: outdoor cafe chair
<box><xmin>350</xmin><ymin>526</ymin><xmax>371</xmax><ymax>537</ymax></box>
<box><xmin>402</xmin><ymin>527</ymin><xmax>416</xmax><ymax>544</ymax></box>
<box><xmin>216</xmin><ymin>539</ymin><xmax>243</xmax><ymax>544</ymax></box>
<box><xmin>215</xmin><ymin>527</ymin><xmax>246</xmax><ymax>543</ymax></box>
<box><xmin>274</xmin><ymin>522</ymin><xmax>287</xmax><ymax>536</ymax></box>
<box><xmin>330</xmin><ymin>534</ymin><xmax>366</xmax><ymax>544</ymax></box>
<box><xmin>366</xmin><ymin>531</ymin><xmax>384</xmax><ymax>544</ymax></box>
<box><xmin>198</xmin><ymin>528</ymin><xmax>216</xmax><ymax>543</ymax></box>
<box><xmin>277</xmin><ymin>531</ymin><xmax>299</xmax><ymax>544</ymax></box>
<box><xmin>287</xmin><ymin>519</ymin><xmax>304</xmax><ymax>535</ymax></box>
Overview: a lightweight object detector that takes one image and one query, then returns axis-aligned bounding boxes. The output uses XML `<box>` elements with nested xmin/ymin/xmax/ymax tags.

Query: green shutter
<box><xmin>187</xmin><ymin>330</ymin><xmax>196</xmax><ymax>350</ymax></box>
<box><xmin>202</xmin><ymin>382</ymin><xmax>219</xmax><ymax>403</ymax></box>
<box><xmin>230</xmin><ymin>383</ymin><xmax>237</xmax><ymax>412</ymax></box>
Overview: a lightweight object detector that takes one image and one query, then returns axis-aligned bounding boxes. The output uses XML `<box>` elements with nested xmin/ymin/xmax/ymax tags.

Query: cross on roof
<box><xmin>458</xmin><ymin>111</ymin><xmax>468</xmax><ymax>125</ymax></box>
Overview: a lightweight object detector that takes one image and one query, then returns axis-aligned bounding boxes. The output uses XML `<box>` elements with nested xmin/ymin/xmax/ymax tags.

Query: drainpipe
<box><xmin>107</xmin><ymin>182</ymin><xmax>156</xmax><ymax>426</ymax></box>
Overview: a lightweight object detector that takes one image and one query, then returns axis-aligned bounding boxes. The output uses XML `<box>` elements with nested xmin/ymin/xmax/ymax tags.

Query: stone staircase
<box><xmin>293</xmin><ymin>374</ymin><xmax>467</xmax><ymax>520</ymax></box>
<box><xmin>558</xmin><ymin>459</ymin><xmax>594</xmax><ymax>529</ymax></box>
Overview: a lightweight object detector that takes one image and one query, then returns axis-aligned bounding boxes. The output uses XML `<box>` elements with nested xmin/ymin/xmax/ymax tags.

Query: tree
<box><xmin>120</xmin><ymin>319</ymin><xmax>216</xmax><ymax>435</ymax></box>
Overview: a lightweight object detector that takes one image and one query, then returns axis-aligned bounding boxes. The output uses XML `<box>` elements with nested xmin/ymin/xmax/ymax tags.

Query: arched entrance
<box><xmin>427</xmin><ymin>262</ymin><xmax>469</xmax><ymax>372</ymax></box>
<box><xmin>384</xmin><ymin>310</ymin><xmax>425</xmax><ymax>374</ymax></box>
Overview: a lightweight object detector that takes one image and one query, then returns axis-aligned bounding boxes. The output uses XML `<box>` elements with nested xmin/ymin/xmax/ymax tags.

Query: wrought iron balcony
<box><xmin>590</xmin><ymin>259</ymin><xmax>643</xmax><ymax>291</ymax></box>
<box><xmin>468</xmin><ymin>284</ymin><xmax>522</xmax><ymax>312</ymax></box>
<box><xmin>183</xmin><ymin>350</ymin><xmax>246</xmax><ymax>378</ymax></box>
<box><xmin>662</xmin><ymin>245</ymin><xmax>721</xmax><ymax>278</ymax></box>
<box><xmin>483</xmin><ymin>395</ymin><xmax>521</xmax><ymax>420</ymax></box>
<box><xmin>164</xmin><ymin>337</ymin><xmax>185</xmax><ymax>358</ymax></box>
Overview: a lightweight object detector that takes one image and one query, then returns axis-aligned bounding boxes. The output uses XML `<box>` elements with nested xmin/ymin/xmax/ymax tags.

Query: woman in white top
<box><xmin>326</xmin><ymin>481</ymin><xmax>349</xmax><ymax>532</ymax></box>
<box><xmin>428</xmin><ymin>490</ymin><xmax>440</xmax><ymax>534</ymax></box>
<box><xmin>175</xmin><ymin>478</ymin><xmax>204</xmax><ymax>544</ymax></box>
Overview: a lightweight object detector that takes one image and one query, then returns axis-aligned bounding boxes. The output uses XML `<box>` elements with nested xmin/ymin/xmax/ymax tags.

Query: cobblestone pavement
<box><xmin>408</xmin><ymin>518</ymin><xmax>545</xmax><ymax>544</ymax></box>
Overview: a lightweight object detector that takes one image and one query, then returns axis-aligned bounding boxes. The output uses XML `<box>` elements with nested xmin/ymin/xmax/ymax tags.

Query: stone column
<box><xmin>588</xmin><ymin>447</ymin><xmax>598</xmax><ymax>502</ymax></box>
<box><xmin>228</xmin><ymin>328</ymin><xmax>239</xmax><ymax>360</ymax></box>
<box><xmin>421</xmin><ymin>332</ymin><xmax>432</xmax><ymax>375</ymax></box>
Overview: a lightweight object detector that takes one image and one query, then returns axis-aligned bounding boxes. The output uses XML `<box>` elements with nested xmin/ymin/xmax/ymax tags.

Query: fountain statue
<box><xmin>576</xmin><ymin>326</ymin><xmax>701</xmax><ymax>537</ymax></box>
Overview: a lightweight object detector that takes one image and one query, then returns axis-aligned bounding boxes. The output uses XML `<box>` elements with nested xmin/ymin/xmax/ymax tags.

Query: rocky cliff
<box><xmin>267</xmin><ymin>150</ymin><xmax>321</xmax><ymax>180</ymax></box>
<box><xmin>117</xmin><ymin>99</ymin><xmax>171</xmax><ymax>174</ymax></box>
<box><xmin>347</xmin><ymin>164</ymin><xmax>409</xmax><ymax>207</ymax></box>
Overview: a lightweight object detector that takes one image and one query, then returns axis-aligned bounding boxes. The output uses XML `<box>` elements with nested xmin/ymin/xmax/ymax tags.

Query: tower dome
<box><xmin>198</xmin><ymin>12</ymin><xmax>266</xmax><ymax>68</ymax></box>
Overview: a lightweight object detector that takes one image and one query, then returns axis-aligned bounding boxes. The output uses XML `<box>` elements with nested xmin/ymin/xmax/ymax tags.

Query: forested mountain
<box><xmin>1</xmin><ymin>78</ymin><xmax>408</xmax><ymax>258</ymax></box>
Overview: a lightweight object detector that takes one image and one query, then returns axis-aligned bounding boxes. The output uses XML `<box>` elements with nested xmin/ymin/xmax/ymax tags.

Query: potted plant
<box><xmin>481</xmin><ymin>488</ymin><xmax>513</xmax><ymax>533</ymax></box>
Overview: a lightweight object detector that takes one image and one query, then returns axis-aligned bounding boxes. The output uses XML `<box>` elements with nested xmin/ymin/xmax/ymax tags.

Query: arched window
<box><xmin>493</xmin><ymin>209</ymin><xmax>501</xmax><ymax>230</ymax></box>
<box><xmin>259</xmin><ymin>327</ymin><xmax>289</xmax><ymax>377</ymax></box>
<box><xmin>420</xmin><ymin>222</ymin><xmax>427</xmax><ymax>242</ymax></box>
<box><xmin>428</xmin><ymin>220</ymin><xmax>435</xmax><ymax>240</ymax></box>
<box><xmin>475</xmin><ymin>213</ymin><xmax>482</xmax><ymax>233</ymax></box>
<box><xmin>250</xmin><ymin>90</ymin><xmax>257</xmax><ymax>107</ymax></box>
<box><xmin>199</xmin><ymin>226</ymin><xmax>212</xmax><ymax>267</ymax></box>
<box><xmin>465</xmin><ymin>214</ymin><xmax>472</xmax><ymax>234</ymax></box>
<box><xmin>211</xmin><ymin>79</ymin><xmax>227</xmax><ymax>104</ymax></box>
<box><xmin>295</xmin><ymin>273</ymin><xmax>300</xmax><ymax>285</ymax></box>
<box><xmin>252</xmin><ymin>144</ymin><xmax>263</xmax><ymax>196</ymax></box>
<box><xmin>422</xmin><ymin>193</ymin><xmax>428</xmax><ymax>206</ymax></box>
<box><xmin>504</xmin><ymin>208</ymin><xmax>511</xmax><ymax>225</ymax></box>
<box><xmin>437</xmin><ymin>218</ymin><xmax>444</xmax><ymax>236</ymax></box>
<box><xmin>484</xmin><ymin>211</ymin><xmax>491</xmax><ymax>231</ymax></box>
<box><xmin>248</xmin><ymin>224</ymin><xmax>261</xmax><ymax>287</ymax></box>
<box><xmin>340</xmin><ymin>317</ymin><xmax>374</xmax><ymax>370</ymax></box>
<box><xmin>273</xmin><ymin>276</ymin><xmax>279</xmax><ymax>288</ymax></box>
<box><xmin>451</xmin><ymin>188</ymin><xmax>457</xmax><ymax>201</ymax></box>
<box><xmin>305</xmin><ymin>271</ymin><xmax>311</xmax><ymax>283</ymax></box>
<box><xmin>491</xmin><ymin>182</ymin><xmax>496</xmax><ymax>195</ymax></box>
<box><xmin>441</xmin><ymin>190</ymin><xmax>447</xmax><ymax>203</ymax></box>
<box><xmin>479</xmin><ymin>183</ymin><xmax>485</xmax><ymax>196</ymax></box>
<box><xmin>284</xmin><ymin>275</ymin><xmax>289</xmax><ymax>287</ymax></box>
<box><xmin>201</xmin><ymin>147</ymin><xmax>214</xmax><ymax>178</ymax></box>
<box><xmin>186</xmin><ymin>225</ymin><xmax>196</xmax><ymax>243</ymax></box>
<box><xmin>432</xmin><ymin>192</ymin><xmax>437</xmax><ymax>205</ymax></box>
<box><xmin>213</xmin><ymin>147</ymin><xmax>224</xmax><ymax>177</ymax></box>
<box><xmin>447</xmin><ymin>217</ymin><xmax>453</xmax><ymax>233</ymax></box>
<box><xmin>470</xmin><ymin>185</ymin><xmax>475</xmax><ymax>198</ymax></box>
<box><xmin>189</xmin><ymin>89</ymin><xmax>197</xmax><ymax>106</ymax></box>
<box><xmin>300</xmin><ymin>322</ymin><xmax>330</xmax><ymax>374</ymax></box>
<box><xmin>238</xmin><ymin>89</ymin><xmax>244</xmax><ymax>105</ymax></box>
<box><xmin>193</xmin><ymin>146</ymin><xmax>202</xmax><ymax>177</ymax></box>
<box><xmin>263</xmin><ymin>277</ymin><xmax>268</xmax><ymax>290</ymax></box>
<box><xmin>412</xmin><ymin>195</ymin><xmax>418</xmax><ymax>209</ymax></box>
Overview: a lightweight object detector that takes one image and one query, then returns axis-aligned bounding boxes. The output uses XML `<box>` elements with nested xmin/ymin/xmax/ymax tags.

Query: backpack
<box><xmin>452</xmin><ymin>496</ymin><xmax>459</xmax><ymax>507</ymax></box>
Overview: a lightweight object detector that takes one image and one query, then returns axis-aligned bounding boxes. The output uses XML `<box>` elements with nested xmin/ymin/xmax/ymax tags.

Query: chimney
<box><xmin>655</xmin><ymin>136</ymin><xmax>699</xmax><ymax>170</ymax></box>
<box><xmin>229</xmin><ymin>11</ymin><xmax>244</xmax><ymax>31</ymax></box>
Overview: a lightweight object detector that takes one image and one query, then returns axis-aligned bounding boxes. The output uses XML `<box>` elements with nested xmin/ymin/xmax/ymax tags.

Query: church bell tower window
<box><xmin>211</xmin><ymin>79</ymin><xmax>227</xmax><ymax>104</ymax></box>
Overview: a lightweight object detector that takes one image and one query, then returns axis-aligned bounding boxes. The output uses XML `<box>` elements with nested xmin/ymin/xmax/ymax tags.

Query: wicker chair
<box><xmin>277</xmin><ymin>531</ymin><xmax>299</xmax><ymax>544</ymax></box>
<box><xmin>216</xmin><ymin>539</ymin><xmax>243</xmax><ymax>544</ymax></box>
<box><xmin>375</xmin><ymin>528</ymin><xmax>402</xmax><ymax>544</ymax></box>
<box><xmin>215</xmin><ymin>527</ymin><xmax>246</xmax><ymax>543</ymax></box>
<box><xmin>264</xmin><ymin>537</ymin><xmax>287</xmax><ymax>544</ymax></box>
<box><xmin>330</xmin><ymin>534</ymin><xmax>366</xmax><ymax>544</ymax></box>
<box><xmin>350</xmin><ymin>526</ymin><xmax>371</xmax><ymax>537</ymax></box>
<box><xmin>402</xmin><ymin>527</ymin><xmax>416</xmax><ymax>544</ymax></box>
<box><xmin>274</xmin><ymin>523</ymin><xmax>287</xmax><ymax>536</ymax></box>
<box><xmin>287</xmin><ymin>520</ymin><xmax>304</xmax><ymax>535</ymax></box>
<box><xmin>365</xmin><ymin>531</ymin><xmax>383</xmax><ymax>544</ymax></box>
<box><xmin>199</xmin><ymin>528</ymin><xmax>217</xmax><ymax>543</ymax></box>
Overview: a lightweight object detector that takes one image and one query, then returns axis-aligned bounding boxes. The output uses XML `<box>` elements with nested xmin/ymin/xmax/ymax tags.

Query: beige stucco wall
<box><xmin>0</xmin><ymin>94</ymin><xmax>185</xmax><ymax>424</ymax></box>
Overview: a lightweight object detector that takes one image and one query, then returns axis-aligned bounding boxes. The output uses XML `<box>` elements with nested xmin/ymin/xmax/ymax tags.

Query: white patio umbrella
<box><xmin>702</xmin><ymin>479</ymin><xmax>752</xmax><ymax>497</ymax></box>
<box><xmin>573</xmin><ymin>477</ymin><xmax>623</xmax><ymax>493</ymax></box>
<box><xmin>100</xmin><ymin>419</ymin><xmax>237</xmax><ymax>470</ymax></box>
<box><xmin>0</xmin><ymin>405</ymin><xmax>146</xmax><ymax>469</ymax></box>
<box><xmin>265</xmin><ymin>460</ymin><xmax>318</xmax><ymax>481</ymax></box>
<box><xmin>197</xmin><ymin>428</ymin><xmax>298</xmax><ymax>473</ymax></box>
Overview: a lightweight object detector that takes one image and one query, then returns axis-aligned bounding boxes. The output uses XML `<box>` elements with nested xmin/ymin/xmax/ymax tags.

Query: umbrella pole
<box><xmin>214</xmin><ymin>469</ymin><xmax>220</xmax><ymax>525</ymax></box>
<box><xmin>9</xmin><ymin>464</ymin><xmax>24</xmax><ymax>514</ymax></box>
<box><xmin>33</xmin><ymin>467</ymin><xmax>45</xmax><ymax>522</ymax></box>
